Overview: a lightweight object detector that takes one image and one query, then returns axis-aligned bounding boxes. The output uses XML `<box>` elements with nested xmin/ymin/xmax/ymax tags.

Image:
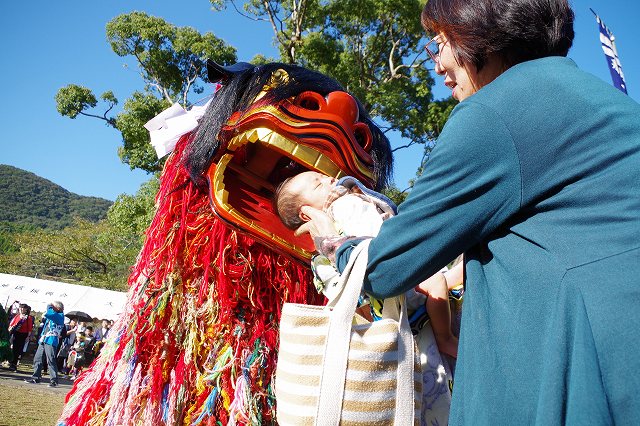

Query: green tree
<box><xmin>0</xmin><ymin>230</ymin><xmax>19</xmax><ymax>255</ymax></box>
<box><xmin>0</xmin><ymin>222</ymin><xmax>35</xmax><ymax>257</ymax></box>
<box><xmin>107</xmin><ymin>177</ymin><xmax>159</xmax><ymax>244</ymax></box>
<box><xmin>0</xmin><ymin>179</ymin><xmax>159</xmax><ymax>290</ymax></box>
<box><xmin>55</xmin><ymin>12</ymin><xmax>237</xmax><ymax>173</ymax></box>
<box><xmin>381</xmin><ymin>184</ymin><xmax>409</xmax><ymax>207</ymax></box>
<box><xmin>2</xmin><ymin>220</ymin><xmax>143</xmax><ymax>292</ymax></box>
<box><xmin>1</xmin><ymin>220</ymin><xmax>123</xmax><ymax>290</ymax></box>
<box><xmin>211</xmin><ymin>0</ymin><xmax>455</xmax><ymax>188</ymax></box>
<box><xmin>55</xmin><ymin>86</ymin><xmax>117</xmax><ymax>126</ymax></box>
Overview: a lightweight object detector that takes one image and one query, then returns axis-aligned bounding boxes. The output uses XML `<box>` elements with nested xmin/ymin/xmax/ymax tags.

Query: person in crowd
<box><xmin>93</xmin><ymin>319</ymin><xmax>110</xmax><ymax>343</ymax></box>
<box><xmin>92</xmin><ymin>319</ymin><xmax>110</xmax><ymax>354</ymax></box>
<box><xmin>76</xmin><ymin>321</ymin><xmax>87</xmax><ymax>334</ymax></box>
<box><xmin>80</xmin><ymin>325</ymin><xmax>101</xmax><ymax>367</ymax></box>
<box><xmin>33</xmin><ymin>315</ymin><xmax>49</xmax><ymax>374</ymax></box>
<box><xmin>0</xmin><ymin>304</ymin><xmax>11</xmax><ymax>363</ymax></box>
<box><xmin>295</xmin><ymin>0</ymin><xmax>640</xmax><ymax>423</ymax></box>
<box><xmin>23</xmin><ymin>305</ymin><xmax>35</xmax><ymax>355</ymax></box>
<box><xmin>8</xmin><ymin>300</ymin><xmax>21</xmax><ymax>322</ymax></box>
<box><xmin>8</xmin><ymin>304</ymin><xmax>34</xmax><ymax>371</ymax></box>
<box><xmin>84</xmin><ymin>326</ymin><xmax>94</xmax><ymax>343</ymax></box>
<box><xmin>275</xmin><ymin>171</ymin><xmax>461</xmax><ymax>357</ymax></box>
<box><xmin>66</xmin><ymin>330</ymin><xmax>88</xmax><ymax>380</ymax></box>
<box><xmin>57</xmin><ymin>319</ymin><xmax>77</xmax><ymax>374</ymax></box>
<box><xmin>25</xmin><ymin>301</ymin><xmax>65</xmax><ymax>387</ymax></box>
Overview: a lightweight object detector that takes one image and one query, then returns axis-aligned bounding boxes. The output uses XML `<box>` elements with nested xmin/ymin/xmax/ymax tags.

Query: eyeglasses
<box><xmin>424</xmin><ymin>36</ymin><xmax>441</xmax><ymax>64</ymax></box>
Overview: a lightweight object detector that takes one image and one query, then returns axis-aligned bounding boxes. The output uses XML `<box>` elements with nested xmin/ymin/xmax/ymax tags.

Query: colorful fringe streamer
<box><xmin>58</xmin><ymin>135</ymin><xmax>322</xmax><ymax>425</ymax></box>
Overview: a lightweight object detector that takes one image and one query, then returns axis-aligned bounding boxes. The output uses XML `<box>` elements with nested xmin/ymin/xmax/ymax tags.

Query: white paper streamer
<box><xmin>144</xmin><ymin>99</ymin><xmax>212</xmax><ymax>158</ymax></box>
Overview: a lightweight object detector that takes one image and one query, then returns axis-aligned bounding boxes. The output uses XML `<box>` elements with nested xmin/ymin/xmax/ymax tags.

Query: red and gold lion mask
<box><xmin>188</xmin><ymin>61</ymin><xmax>393</xmax><ymax>261</ymax></box>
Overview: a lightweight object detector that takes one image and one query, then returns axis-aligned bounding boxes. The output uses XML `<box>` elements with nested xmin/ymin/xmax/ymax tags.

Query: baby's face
<box><xmin>288</xmin><ymin>171</ymin><xmax>337</xmax><ymax>211</ymax></box>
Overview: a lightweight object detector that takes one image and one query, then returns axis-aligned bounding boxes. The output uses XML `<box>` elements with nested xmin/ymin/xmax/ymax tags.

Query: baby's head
<box><xmin>274</xmin><ymin>171</ymin><xmax>337</xmax><ymax>230</ymax></box>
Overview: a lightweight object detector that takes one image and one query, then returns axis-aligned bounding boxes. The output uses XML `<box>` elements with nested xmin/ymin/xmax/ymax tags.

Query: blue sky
<box><xmin>1</xmin><ymin>1</ymin><xmax>638</xmax><ymax>201</ymax></box>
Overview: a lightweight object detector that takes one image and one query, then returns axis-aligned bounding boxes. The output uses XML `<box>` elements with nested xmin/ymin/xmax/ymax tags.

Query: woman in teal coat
<box><xmin>296</xmin><ymin>0</ymin><xmax>640</xmax><ymax>424</ymax></box>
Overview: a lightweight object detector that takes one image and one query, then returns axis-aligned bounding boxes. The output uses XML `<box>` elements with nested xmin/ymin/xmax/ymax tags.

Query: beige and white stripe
<box><xmin>276</xmin><ymin>305</ymin><xmax>422</xmax><ymax>425</ymax></box>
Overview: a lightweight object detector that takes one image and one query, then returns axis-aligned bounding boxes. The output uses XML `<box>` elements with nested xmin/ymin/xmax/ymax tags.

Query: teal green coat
<box><xmin>337</xmin><ymin>57</ymin><xmax>640</xmax><ymax>424</ymax></box>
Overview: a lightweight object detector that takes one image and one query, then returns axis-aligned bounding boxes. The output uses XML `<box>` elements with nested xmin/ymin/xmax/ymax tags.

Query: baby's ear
<box><xmin>299</xmin><ymin>205</ymin><xmax>311</xmax><ymax>222</ymax></box>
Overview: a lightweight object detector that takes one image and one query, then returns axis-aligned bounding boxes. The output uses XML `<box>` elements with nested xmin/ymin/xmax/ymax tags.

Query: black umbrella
<box><xmin>65</xmin><ymin>310</ymin><xmax>93</xmax><ymax>322</ymax></box>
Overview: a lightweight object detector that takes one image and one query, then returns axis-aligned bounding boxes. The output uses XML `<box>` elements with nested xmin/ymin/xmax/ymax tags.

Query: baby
<box><xmin>274</xmin><ymin>170</ymin><xmax>459</xmax><ymax>358</ymax></box>
<box><xmin>275</xmin><ymin>171</ymin><xmax>395</xmax><ymax>236</ymax></box>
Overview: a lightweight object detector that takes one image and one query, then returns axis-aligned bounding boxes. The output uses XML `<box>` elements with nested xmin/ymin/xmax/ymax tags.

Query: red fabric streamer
<box><xmin>58</xmin><ymin>134</ymin><xmax>323</xmax><ymax>425</ymax></box>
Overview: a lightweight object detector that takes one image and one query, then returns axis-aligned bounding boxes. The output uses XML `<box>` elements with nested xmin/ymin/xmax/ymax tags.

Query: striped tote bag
<box><xmin>275</xmin><ymin>240</ymin><xmax>422</xmax><ymax>425</ymax></box>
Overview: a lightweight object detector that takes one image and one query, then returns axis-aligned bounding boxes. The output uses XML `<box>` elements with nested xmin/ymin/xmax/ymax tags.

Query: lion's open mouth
<box><xmin>206</xmin><ymin>91</ymin><xmax>375</xmax><ymax>262</ymax></box>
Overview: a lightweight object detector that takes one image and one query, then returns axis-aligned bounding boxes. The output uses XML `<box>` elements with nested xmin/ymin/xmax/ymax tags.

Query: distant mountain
<box><xmin>0</xmin><ymin>164</ymin><xmax>112</xmax><ymax>230</ymax></box>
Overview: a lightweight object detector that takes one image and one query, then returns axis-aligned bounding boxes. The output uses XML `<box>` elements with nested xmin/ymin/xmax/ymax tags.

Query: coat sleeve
<box><xmin>338</xmin><ymin>101</ymin><xmax>523</xmax><ymax>298</ymax></box>
<box><xmin>44</xmin><ymin>307</ymin><xmax>57</xmax><ymax>320</ymax></box>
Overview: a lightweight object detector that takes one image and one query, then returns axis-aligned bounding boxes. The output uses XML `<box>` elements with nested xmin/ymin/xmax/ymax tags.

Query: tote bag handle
<box><xmin>315</xmin><ymin>240</ymin><xmax>415</xmax><ymax>425</ymax></box>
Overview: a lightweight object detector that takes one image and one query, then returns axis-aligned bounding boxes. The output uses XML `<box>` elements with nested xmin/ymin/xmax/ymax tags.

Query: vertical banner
<box><xmin>591</xmin><ymin>9</ymin><xmax>628</xmax><ymax>94</ymax></box>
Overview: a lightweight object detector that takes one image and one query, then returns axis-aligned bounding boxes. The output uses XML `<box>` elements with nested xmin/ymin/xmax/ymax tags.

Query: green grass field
<box><xmin>0</xmin><ymin>355</ymin><xmax>69</xmax><ymax>426</ymax></box>
<box><xmin>0</xmin><ymin>381</ymin><xmax>65</xmax><ymax>426</ymax></box>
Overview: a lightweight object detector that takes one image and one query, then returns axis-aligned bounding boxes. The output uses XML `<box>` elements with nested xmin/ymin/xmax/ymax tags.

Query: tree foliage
<box><xmin>0</xmin><ymin>179</ymin><xmax>159</xmax><ymax>291</ymax></box>
<box><xmin>1</xmin><ymin>220</ymin><xmax>129</xmax><ymax>291</ymax></box>
<box><xmin>55</xmin><ymin>85</ymin><xmax>117</xmax><ymax>126</ymax></box>
<box><xmin>106</xmin><ymin>12</ymin><xmax>236</xmax><ymax>105</ymax></box>
<box><xmin>55</xmin><ymin>12</ymin><xmax>238</xmax><ymax>173</ymax></box>
<box><xmin>107</xmin><ymin>177</ymin><xmax>159</xmax><ymax>243</ymax></box>
<box><xmin>212</xmin><ymin>0</ymin><xmax>456</xmax><ymax>164</ymax></box>
<box><xmin>0</xmin><ymin>167</ymin><xmax>159</xmax><ymax>290</ymax></box>
<box><xmin>115</xmin><ymin>92</ymin><xmax>170</xmax><ymax>172</ymax></box>
<box><xmin>381</xmin><ymin>184</ymin><xmax>409</xmax><ymax>207</ymax></box>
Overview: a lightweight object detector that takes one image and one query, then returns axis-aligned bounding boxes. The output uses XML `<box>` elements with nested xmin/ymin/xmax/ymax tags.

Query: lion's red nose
<box><xmin>325</xmin><ymin>91</ymin><xmax>359</xmax><ymax>124</ymax></box>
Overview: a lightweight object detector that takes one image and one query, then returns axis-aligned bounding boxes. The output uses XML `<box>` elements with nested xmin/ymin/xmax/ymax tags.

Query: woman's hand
<box><xmin>294</xmin><ymin>206</ymin><xmax>340</xmax><ymax>239</ymax></box>
<box><xmin>295</xmin><ymin>206</ymin><xmax>355</xmax><ymax>262</ymax></box>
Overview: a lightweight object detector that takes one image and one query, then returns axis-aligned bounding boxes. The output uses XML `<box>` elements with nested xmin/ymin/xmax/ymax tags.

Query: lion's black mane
<box><xmin>184</xmin><ymin>62</ymin><xmax>393</xmax><ymax>191</ymax></box>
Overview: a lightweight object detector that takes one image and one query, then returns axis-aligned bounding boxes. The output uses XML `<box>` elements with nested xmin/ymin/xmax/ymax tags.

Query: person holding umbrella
<box><xmin>25</xmin><ymin>301</ymin><xmax>65</xmax><ymax>387</ymax></box>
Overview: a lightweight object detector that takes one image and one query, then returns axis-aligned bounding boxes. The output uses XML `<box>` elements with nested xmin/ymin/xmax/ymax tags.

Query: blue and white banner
<box><xmin>592</xmin><ymin>9</ymin><xmax>627</xmax><ymax>94</ymax></box>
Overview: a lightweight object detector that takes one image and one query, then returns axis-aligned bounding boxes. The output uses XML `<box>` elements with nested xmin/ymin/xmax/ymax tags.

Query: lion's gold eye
<box><xmin>269</xmin><ymin>69</ymin><xmax>290</xmax><ymax>87</ymax></box>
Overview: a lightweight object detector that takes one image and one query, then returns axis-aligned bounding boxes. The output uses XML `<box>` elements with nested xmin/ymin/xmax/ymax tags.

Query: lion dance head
<box><xmin>58</xmin><ymin>61</ymin><xmax>392</xmax><ymax>425</ymax></box>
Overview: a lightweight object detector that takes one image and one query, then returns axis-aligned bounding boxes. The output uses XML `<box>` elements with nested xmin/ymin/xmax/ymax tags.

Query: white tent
<box><xmin>0</xmin><ymin>273</ymin><xmax>126</xmax><ymax>321</ymax></box>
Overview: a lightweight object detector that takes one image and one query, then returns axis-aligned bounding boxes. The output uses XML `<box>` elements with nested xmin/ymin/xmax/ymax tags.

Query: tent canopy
<box><xmin>0</xmin><ymin>273</ymin><xmax>126</xmax><ymax>321</ymax></box>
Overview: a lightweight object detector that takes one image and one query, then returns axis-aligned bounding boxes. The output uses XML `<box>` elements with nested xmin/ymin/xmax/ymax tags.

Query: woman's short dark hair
<box><xmin>421</xmin><ymin>0</ymin><xmax>575</xmax><ymax>71</ymax></box>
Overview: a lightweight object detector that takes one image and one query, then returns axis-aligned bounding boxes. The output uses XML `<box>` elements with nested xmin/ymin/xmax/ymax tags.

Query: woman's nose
<box><xmin>434</xmin><ymin>60</ymin><xmax>445</xmax><ymax>75</ymax></box>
